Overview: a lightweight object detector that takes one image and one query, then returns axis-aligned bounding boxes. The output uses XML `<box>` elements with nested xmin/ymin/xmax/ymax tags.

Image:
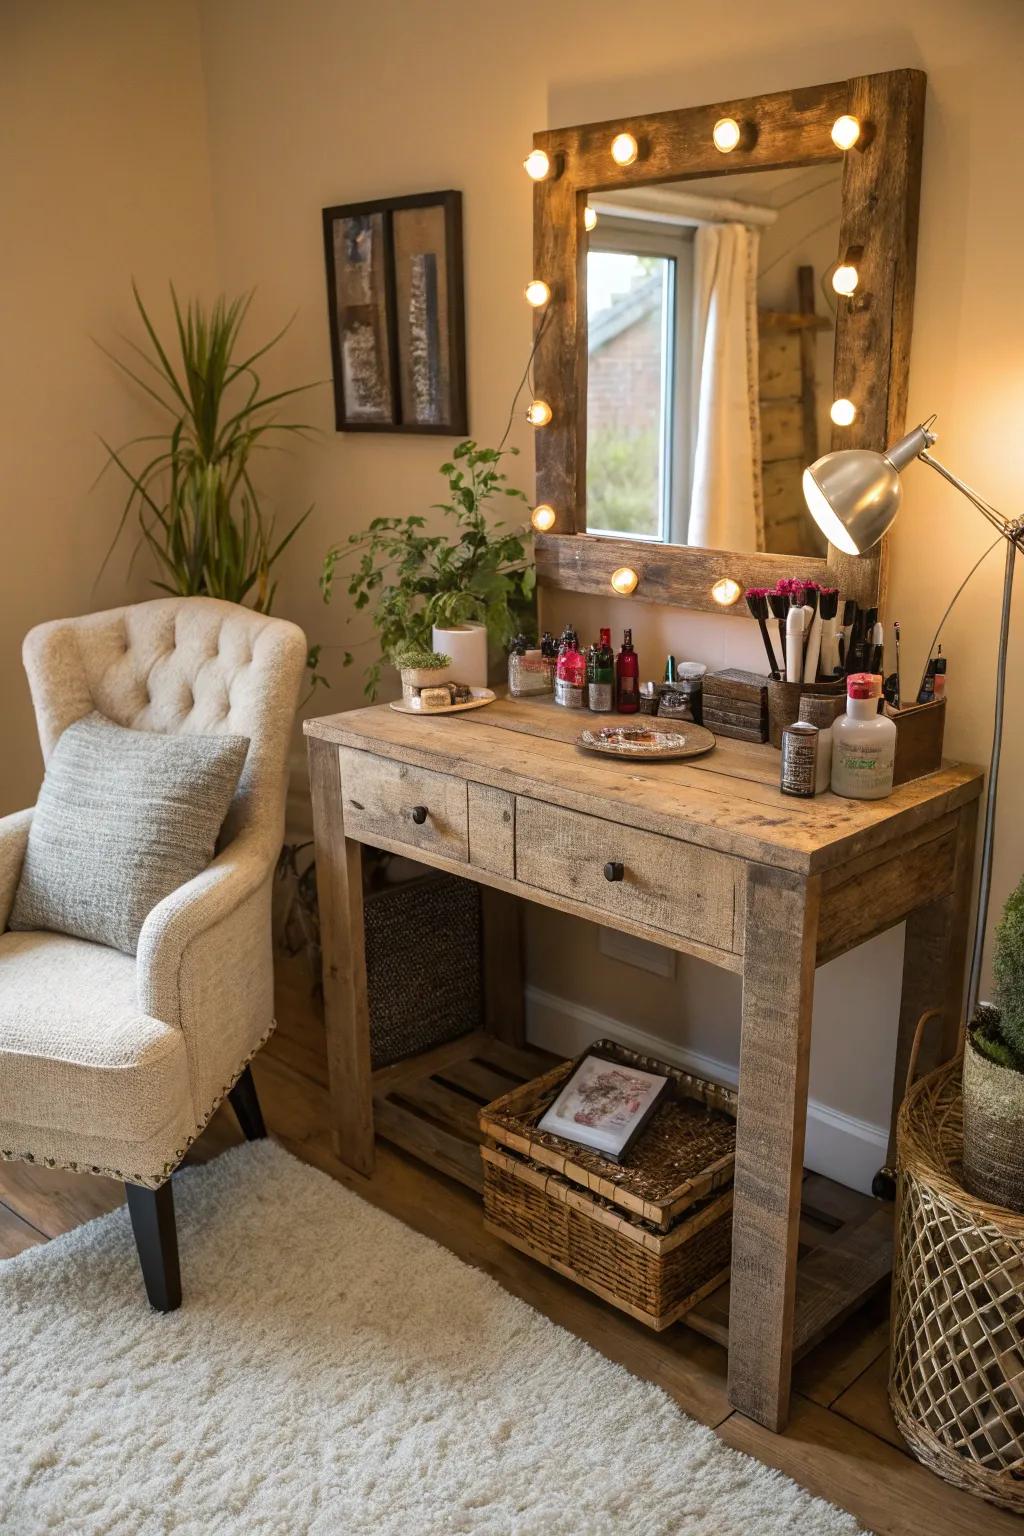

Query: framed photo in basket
<box><xmin>537</xmin><ymin>1048</ymin><xmax>671</xmax><ymax>1162</ymax></box>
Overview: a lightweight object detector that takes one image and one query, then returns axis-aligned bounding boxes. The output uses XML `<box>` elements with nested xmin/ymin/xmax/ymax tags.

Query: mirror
<box><xmin>529</xmin><ymin>72</ymin><xmax>925</xmax><ymax>616</ymax></box>
<box><xmin>584</xmin><ymin>167</ymin><xmax>842</xmax><ymax>555</ymax></box>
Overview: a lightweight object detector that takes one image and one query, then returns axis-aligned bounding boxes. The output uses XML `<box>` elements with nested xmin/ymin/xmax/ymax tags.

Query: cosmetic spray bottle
<box><xmin>831</xmin><ymin>673</ymin><xmax>896</xmax><ymax>800</ymax></box>
<box><xmin>616</xmin><ymin>629</ymin><xmax>639</xmax><ymax>714</ymax></box>
<box><xmin>587</xmin><ymin>628</ymin><xmax>615</xmax><ymax>712</ymax></box>
<box><xmin>554</xmin><ymin>627</ymin><xmax>586</xmax><ymax>709</ymax></box>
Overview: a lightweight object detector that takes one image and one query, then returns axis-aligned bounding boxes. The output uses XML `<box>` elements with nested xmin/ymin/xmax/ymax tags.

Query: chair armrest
<box><xmin>137</xmin><ymin>831</ymin><xmax>273</xmax><ymax>1028</ymax></box>
<box><xmin>0</xmin><ymin>808</ymin><xmax>33</xmax><ymax>930</ymax></box>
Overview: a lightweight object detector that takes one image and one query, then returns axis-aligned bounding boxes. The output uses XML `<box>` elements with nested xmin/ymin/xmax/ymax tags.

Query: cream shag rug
<box><xmin>1</xmin><ymin>1141</ymin><xmax>863</xmax><ymax>1535</ymax></box>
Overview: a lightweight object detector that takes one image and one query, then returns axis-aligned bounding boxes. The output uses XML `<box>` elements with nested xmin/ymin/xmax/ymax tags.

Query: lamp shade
<box><xmin>802</xmin><ymin>424</ymin><xmax>936</xmax><ymax>555</ymax></box>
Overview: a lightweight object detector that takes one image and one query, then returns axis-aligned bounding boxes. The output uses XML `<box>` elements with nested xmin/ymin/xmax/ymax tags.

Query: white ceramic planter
<box><xmin>431</xmin><ymin>622</ymin><xmax>487</xmax><ymax>688</ymax></box>
<box><xmin>400</xmin><ymin>663</ymin><xmax>454</xmax><ymax>691</ymax></box>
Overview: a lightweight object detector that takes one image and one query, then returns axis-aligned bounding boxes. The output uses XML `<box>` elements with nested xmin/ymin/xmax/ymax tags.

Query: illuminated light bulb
<box><xmin>610</xmin><ymin>132</ymin><xmax>639</xmax><ymax>166</ymax></box>
<box><xmin>832</xmin><ymin>262</ymin><xmax>859</xmax><ymax>297</ymax></box>
<box><xmin>610</xmin><ymin>566</ymin><xmax>639</xmax><ymax>595</ymax></box>
<box><xmin>523</xmin><ymin>149</ymin><xmax>551</xmax><ymax>181</ymax></box>
<box><xmin>830</xmin><ymin>397</ymin><xmax>857</xmax><ymax>427</ymax></box>
<box><xmin>711</xmin><ymin>576</ymin><xmax>742</xmax><ymax>606</ymax></box>
<box><xmin>530</xmin><ymin>503</ymin><xmax>557</xmax><ymax>532</ymax></box>
<box><xmin>524</xmin><ymin>279</ymin><xmax>551</xmax><ymax>308</ymax></box>
<box><xmin>831</xmin><ymin>115</ymin><xmax>862</xmax><ymax>151</ymax></box>
<box><xmin>526</xmin><ymin>399</ymin><xmax>552</xmax><ymax>428</ymax></box>
<box><xmin>584</xmin><ymin>206</ymin><xmax>598</xmax><ymax>232</ymax></box>
<box><xmin>713</xmin><ymin>117</ymin><xmax>742</xmax><ymax>153</ymax></box>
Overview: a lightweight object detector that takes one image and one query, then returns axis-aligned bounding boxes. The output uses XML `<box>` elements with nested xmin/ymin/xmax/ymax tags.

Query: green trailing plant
<box><xmin>97</xmin><ymin>283</ymin><xmax>326</xmax><ymax>691</ymax></box>
<box><xmin>391</xmin><ymin>647</ymin><xmax>451</xmax><ymax>672</ymax></box>
<box><xmin>321</xmin><ymin>440</ymin><xmax>535</xmax><ymax>699</ymax></box>
<box><xmin>973</xmin><ymin>877</ymin><xmax>1024</xmax><ymax>1071</ymax></box>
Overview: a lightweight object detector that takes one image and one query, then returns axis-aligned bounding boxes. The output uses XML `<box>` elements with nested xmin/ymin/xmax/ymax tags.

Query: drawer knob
<box><xmin>603</xmin><ymin>861</ymin><xmax>624</xmax><ymax>883</ymax></box>
<box><xmin>410</xmin><ymin>805</ymin><xmax>429</xmax><ymax>825</ymax></box>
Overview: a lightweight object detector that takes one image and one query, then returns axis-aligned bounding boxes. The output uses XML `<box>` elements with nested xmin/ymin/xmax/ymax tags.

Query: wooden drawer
<box><xmin>515</xmin><ymin>797</ymin><xmax>739</xmax><ymax>953</ymax></box>
<box><xmin>338</xmin><ymin>746</ymin><xmax>469</xmax><ymax>861</ymax></box>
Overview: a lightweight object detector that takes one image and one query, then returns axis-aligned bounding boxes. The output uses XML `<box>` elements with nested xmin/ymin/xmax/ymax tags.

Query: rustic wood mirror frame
<box><xmin>530</xmin><ymin>69</ymin><xmax>925</xmax><ymax>615</ymax></box>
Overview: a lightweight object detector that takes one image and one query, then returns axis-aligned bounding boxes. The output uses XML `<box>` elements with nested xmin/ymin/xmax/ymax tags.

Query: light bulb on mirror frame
<box><xmin>583</xmin><ymin>206</ymin><xmax>598</xmax><ymax>232</ymax></box>
<box><xmin>831</xmin><ymin>114</ymin><xmax>862</xmax><ymax>151</ymax></box>
<box><xmin>610</xmin><ymin>132</ymin><xmax>639</xmax><ymax>166</ymax></box>
<box><xmin>526</xmin><ymin>399</ymin><xmax>552</xmax><ymax>428</ymax></box>
<box><xmin>830</xmin><ymin>397</ymin><xmax>857</xmax><ymax>427</ymax></box>
<box><xmin>530</xmin><ymin>503</ymin><xmax>557</xmax><ymax>533</ymax></box>
<box><xmin>524</xmin><ymin>279</ymin><xmax>551</xmax><ymax>308</ymax></box>
<box><xmin>712</xmin><ymin>117</ymin><xmax>742</xmax><ymax>153</ymax></box>
<box><xmin>710</xmin><ymin>576</ymin><xmax>742</xmax><ymax>607</ymax></box>
<box><xmin>832</xmin><ymin>262</ymin><xmax>859</xmax><ymax>297</ymax></box>
<box><xmin>523</xmin><ymin>149</ymin><xmax>551</xmax><ymax>181</ymax></box>
<box><xmin>610</xmin><ymin>566</ymin><xmax>639</xmax><ymax>596</ymax></box>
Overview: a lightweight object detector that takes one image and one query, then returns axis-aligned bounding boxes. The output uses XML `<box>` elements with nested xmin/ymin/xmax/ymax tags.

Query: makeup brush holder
<box><xmin>767</xmin><ymin>679</ymin><xmax>845</xmax><ymax>748</ymax></box>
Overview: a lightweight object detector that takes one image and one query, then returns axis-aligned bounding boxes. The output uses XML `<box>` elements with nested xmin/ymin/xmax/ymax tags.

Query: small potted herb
<box><xmin>392</xmin><ymin>647</ymin><xmax>453</xmax><ymax>695</ymax></box>
<box><xmin>963</xmin><ymin>875</ymin><xmax>1024</xmax><ymax>1211</ymax></box>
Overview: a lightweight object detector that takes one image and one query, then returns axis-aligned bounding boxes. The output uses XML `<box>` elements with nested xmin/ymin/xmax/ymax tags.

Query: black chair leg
<box><xmin>125</xmin><ymin>1180</ymin><xmax>181</xmax><ymax>1312</ymax></box>
<box><xmin>228</xmin><ymin>1064</ymin><xmax>267</xmax><ymax>1141</ymax></box>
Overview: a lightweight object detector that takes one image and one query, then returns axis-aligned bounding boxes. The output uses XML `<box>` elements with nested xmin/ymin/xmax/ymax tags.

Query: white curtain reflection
<box><xmin>687</xmin><ymin>222</ymin><xmax>763</xmax><ymax>551</ymax></box>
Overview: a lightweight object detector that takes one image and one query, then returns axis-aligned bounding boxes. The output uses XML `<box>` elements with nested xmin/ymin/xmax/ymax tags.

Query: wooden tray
<box><xmin>389</xmin><ymin>687</ymin><xmax>495</xmax><ymax>716</ymax></box>
<box><xmin>479</xmin><ymin>1038</ymin><xmax>736</xmax><ymax>1231</ymax></box>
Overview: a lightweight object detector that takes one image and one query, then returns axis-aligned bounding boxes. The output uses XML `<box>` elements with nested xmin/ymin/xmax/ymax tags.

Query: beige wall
<box><xmin>6</xmin><ymin>0</ymin><xmax>1023</xmax><ymax>1178</ymax></box>
<box><xmin>1</xmin><ymin>0</ymin><xmax>217</xmax><ymax>812</ymax></box>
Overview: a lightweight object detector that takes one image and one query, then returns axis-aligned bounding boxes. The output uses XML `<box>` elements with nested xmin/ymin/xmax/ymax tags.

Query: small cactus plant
<box><xmin>972</xmin><ymin>876</ymin><xmax>1024</xmax><ymax>1071</ymax></box>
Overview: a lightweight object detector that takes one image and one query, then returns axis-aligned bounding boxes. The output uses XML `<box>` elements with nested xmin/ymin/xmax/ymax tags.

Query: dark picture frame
<box><xmin>536</xmin><ymin>1047</ymin><xmax>671</xmax><ymax>1162</ymax></box>
<box><xmin>322</xmin><ymin>190</ymin><xmax>468</xmax><ymax>435</ymax></box>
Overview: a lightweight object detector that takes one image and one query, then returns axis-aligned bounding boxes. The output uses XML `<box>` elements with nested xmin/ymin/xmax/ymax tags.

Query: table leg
<box><xmin>728</xmin><ymin>864</ymin><xmax>820</xmax><ymax>1432</ymax></box>
<box><xmin>480</xmin><ymin>888</ymin><xmax>526</xmax><ymax>1048</ymax></box>
<box><xmin>307</xmin><ymin>735</ymin><xmax>375</xmax><ymax>1175</ymax></box>
<box><xmin>882</xmin><ymin>801</ymin><xmax>978</xmax><ymax>1172</ymax></box>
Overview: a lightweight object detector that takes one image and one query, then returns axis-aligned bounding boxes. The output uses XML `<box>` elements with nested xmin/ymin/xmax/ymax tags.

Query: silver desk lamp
<box><xmin>804</xmin><ymin>422</ymin><xmax>1020</xmax><ymax>1022</ymax></box>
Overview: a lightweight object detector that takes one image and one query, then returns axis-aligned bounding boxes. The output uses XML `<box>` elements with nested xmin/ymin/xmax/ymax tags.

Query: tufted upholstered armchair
<box><xmin>0</xmin><ymin>597</ymin><xmax>307</xmax><ymax>1310</ymax></box>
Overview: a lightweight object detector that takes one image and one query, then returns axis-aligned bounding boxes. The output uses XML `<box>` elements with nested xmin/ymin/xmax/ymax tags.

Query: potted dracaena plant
<box><xmin>96</xmin><ymin>283</ymin><xmax>325</xmax><ymax>689</ymax></box>
<box><xmin>963</xmin><ymin>875</ymin><xmax>1024</xmax><ymax>1211</ymax></box>
<box><xmin>320</xmin><ymin>440</ymin><xmax>535</xmax><ymax>700</ymax></box>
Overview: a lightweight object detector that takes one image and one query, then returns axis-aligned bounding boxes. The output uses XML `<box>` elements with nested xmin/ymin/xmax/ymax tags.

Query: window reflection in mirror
<box><xmin>584</xmin><ymin>167</ymin><xmax>842</xmax><ymax>556</ymax></box>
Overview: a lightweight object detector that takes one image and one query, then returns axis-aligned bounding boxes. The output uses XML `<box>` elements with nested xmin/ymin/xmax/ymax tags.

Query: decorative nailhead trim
<box><xmin>0</xmin><ymin>1020</ymin><xmax>277</xmax><ymax>1189</ymax></box>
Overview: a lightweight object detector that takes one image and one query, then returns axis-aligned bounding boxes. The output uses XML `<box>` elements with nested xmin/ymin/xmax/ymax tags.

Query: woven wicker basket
<box><xmin>480</xmin><ymin>1042</ymin><xmax>736</xmax><ymax>1329</ymax></box>
<box><xmin>891</xmin><ymin>1021</ymin><xmax>1024</xmax><ymax>1514</ymax></box>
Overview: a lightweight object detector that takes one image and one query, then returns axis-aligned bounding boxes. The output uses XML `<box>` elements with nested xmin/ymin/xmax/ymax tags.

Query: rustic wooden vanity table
<box><xmin>306</xmin><ymin>696</ymin><xmax>981</xmax><ymax>1431</ymax></box>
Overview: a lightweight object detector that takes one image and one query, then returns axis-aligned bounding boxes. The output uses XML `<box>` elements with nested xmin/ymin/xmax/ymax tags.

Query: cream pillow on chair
<box><xmin>9</xmin><ymin>712</ymin><xmax>248</xmax><ymax>954</ymax></box>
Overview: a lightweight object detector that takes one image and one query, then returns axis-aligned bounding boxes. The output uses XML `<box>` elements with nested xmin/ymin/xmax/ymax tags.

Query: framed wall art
<box><xmin>322</xmin><ymin>190</ymin><xmax>467</xmax><ymax>435</ymax></box>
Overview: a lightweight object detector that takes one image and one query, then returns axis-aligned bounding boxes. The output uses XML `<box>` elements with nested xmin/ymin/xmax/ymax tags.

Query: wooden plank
<box><xmin>337</xmin><ymin>744</ymin><xmax>469</xmax><ymax>862</ymax></box>
<box><xmin>372</xmin><ymin>1030</ymin><xmax>488</xmax><ymax>1093</ymax></box>
<box><xmin>759</xmin><ymin>399</ymin><xmax>805</xmax><ymax>462</ymax></box>
<box><xmin>468</xmin><ymin>782</ymin><xmax>515</xmax><ymax>878</ymax></box>
<box><xmin>796</xmin><ymin>264</ymin><xmax>820</xmax><ymax>466</ymax></box>
<box><xmin>727</xmin><ymin>864</ymin><xmax>819</xmax><ymax>1430</ymax></box>
<box><xmin>373</xmin><ymin>1094</ymin><xmax>484</xmax><ymax>1191</ymax></box>
<box><xmin>0</xmin><ymin>1161</ymin><xmax>123</xmax><ymax>1238</ymax></box>
<box><xmin>438</xmin><ymin>1057</ymin><xmax>523</xmax><ymax>1104</ymax></box>
<box><xmin>0</xmin><ymin>1196</ymin><xmax>48</xmax><ymax>1259</ymax></box>
<box><xmin>794</xmin><ymin>1291</ymin><xmax>891</xmax><ymax>1409</ymax></box>
<box><xmin>792</xmin><ymin>1208</ymin><xmax>893</xmax><ymax>1357</ymax></box>
<box><xmin>718</xmin><ymin>1392</ymin><xmax>1024</xmax><ymax>1536</ymax></box>
<box><xmin>307</xmin><ymin>735</ymin><xmax>375</xmax><ymax>1176</ymax></box>
<box><xmin>480</xmin><ymin>888</ymin><xmax>526</xmax><ymax>1047</ymax></box>
<box><xmin>832</xmin><ymin>1348</ymin><xmax>904</xmax><ymax>1450</ymax></box>
<box><xmin>816</xmin><ymin>822</ymin><xmax>957</xmax><ymax>964</ymax></box>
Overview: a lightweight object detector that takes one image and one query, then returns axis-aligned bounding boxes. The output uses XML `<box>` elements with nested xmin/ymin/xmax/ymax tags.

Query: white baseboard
<box><xmin>525</xmin><ymin>985</ymin><xmax>888</xmax><ymax>1196</ymax></box>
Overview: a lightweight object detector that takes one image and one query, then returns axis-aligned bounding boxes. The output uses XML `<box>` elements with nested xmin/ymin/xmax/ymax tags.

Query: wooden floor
<box><xmin>1</xmin><ymin>961</ymin><xmax>1016</xmax><ymax>1536</ymax></box>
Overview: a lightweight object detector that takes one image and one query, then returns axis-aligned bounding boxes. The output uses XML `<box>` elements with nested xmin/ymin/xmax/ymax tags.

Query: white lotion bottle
<box><xmin>831</xmin><ymin>673</ymin><xmax>897</xmax><ymax>799</ymax></box>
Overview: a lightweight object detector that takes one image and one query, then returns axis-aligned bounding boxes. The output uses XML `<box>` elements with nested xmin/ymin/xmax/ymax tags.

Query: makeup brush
<box><xmin>816</xmin><ymin>587</ymin><xmax>840</xmax><ymax>678</ymax></box>
<box><xmin>745</xmin><ymin>588</ymin><xmax>781</xmax><ymax>679</ymax></box>
<box><xmin>893</xmin><ymin>620</ymin><xmax>902</xmax><ymax>709</ymax></box>
<box><xmin>839</xmin><ymin>599</ymin><xmax>856</xmax><ymax>673</ymax></box>
<box><xmin>768</xmin><ymin>587</ymin><xmax>790</xmax><ymax>663</ymax></box>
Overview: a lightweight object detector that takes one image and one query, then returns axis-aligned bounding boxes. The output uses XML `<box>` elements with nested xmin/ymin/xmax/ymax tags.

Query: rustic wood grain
<box><xmin>531</xmin><ymin>69</ymin><xmax>925</xmax><ymax>615</ymax></box>
<box><xmin>480</xmin><ymin>888</ymin><xmax>526</xmax><ymax>1047</ymax></box>
<box><xmin>307</xmin><ymin>735</ymin><xmax>375</xmax><ymax>1175</ymax></box>
<box><xmin>816</xmin><ymin>821</ymin><xmax>957</xmax><ymax>964</ymax></box>
<box><xmin>728</xmin><ymin>864</ymin><xmax>820</xmax><ymax>1430</ymax></box>
<box><xmin>467</xmin><ymin>781</ymin><xmax>515</xmax><ymax>878</ymax></box>
<box><xmin>338</xmin><ymin>744</ymin><xmax>469</xmax><ymax>862</ymax></box>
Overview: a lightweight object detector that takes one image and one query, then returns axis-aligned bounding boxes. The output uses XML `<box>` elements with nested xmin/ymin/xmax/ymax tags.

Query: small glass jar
<box><xmin>508</xmin><ymin>635</ymin><xmax>554</xmax><ymax>697</ymax></box>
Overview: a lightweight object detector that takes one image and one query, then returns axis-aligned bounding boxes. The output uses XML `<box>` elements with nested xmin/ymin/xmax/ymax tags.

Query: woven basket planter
<box><xmin>962</xmin><ymin>1033</ymin><xmax>1024</xmax><ymax>1213</ymax></box>
<box><xmin>891</xmin><ymin>1057</ymin><xmax>1024</xmax><ymax>1513</ymax></box>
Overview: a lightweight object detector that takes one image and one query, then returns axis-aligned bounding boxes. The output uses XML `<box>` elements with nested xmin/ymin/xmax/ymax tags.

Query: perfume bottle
<box><xmin>554</xmin><ymin>627</ymin><xmax>586</xmax><ymax>708</ymax></box>
<box><xmin>508</xmin><ymin>633</ymin><xmax>552</xmax><ymax>697</ymax></box>
<box><xmin>540</xmin><ymin>631</ymin><xmax>558</xmax><ymax>693</ymax></box>
<box><xmin>616</xmin><ymin>629</ymin><xmax>639</xmax><ymax>714</ymax></box>
<box><xmin>587</xmin><ymin>628</ymin><xmax>614</xmax><ymax>712</ymax></box>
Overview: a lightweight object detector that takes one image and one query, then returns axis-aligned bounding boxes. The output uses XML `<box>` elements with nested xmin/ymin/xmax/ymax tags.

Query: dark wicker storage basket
<box><xmin>365</xmin><ymin>871</ymin><xmax>480</xmax><ymax>1070</ymax></box>
<box><xmin>480</xmin><ymin>1040</ymin><xmax>736</xmax><ymax>1329</ymax></box>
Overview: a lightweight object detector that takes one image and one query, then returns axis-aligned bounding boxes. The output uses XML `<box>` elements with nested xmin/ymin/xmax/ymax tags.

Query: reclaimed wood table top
<box><xmin>305</xmin><ymin>694</ymin><xmax>983</xmax><ymax>876</ymax></box>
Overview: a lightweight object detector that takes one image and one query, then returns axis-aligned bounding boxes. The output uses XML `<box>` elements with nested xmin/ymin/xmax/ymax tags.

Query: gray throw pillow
<box><xmin>10</xmin><ymin>713</ymin><xmax>249</xmax><ymax>955</ymax></box>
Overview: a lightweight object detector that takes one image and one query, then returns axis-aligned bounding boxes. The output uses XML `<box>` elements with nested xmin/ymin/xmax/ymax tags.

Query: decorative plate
<box><xmin>389</xmin><ymin>687</ymin><xmax>496</xmax><ymax>716</ymax></box>
<box><xmin>576</xmin><ymin>722</ymin><xmax>716</xmax><ymax>760</ymax></box>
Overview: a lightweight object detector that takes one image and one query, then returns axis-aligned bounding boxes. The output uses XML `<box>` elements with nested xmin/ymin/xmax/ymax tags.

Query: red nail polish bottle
<box><xmin>616</xmin><ymin>628</ymin><xmax>639</xmax><ymax>714</ymax></box>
